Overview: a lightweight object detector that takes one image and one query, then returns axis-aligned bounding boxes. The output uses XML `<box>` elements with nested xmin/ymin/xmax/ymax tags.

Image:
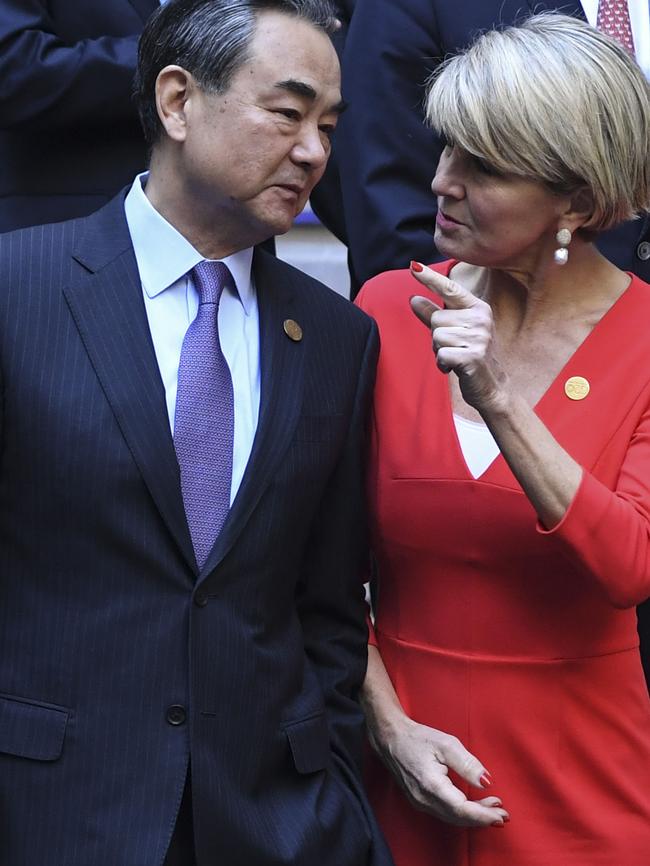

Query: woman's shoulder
<box><xmin>355</xmin><ymin>260</ymin><xmax>455</xmax><ymax>317</ymax></box>
<box><xmin>628</xmin><ymin>272</ymin><xmax>650</xmax><ymax>298</ymax></box>
<box><xmin>616</xmin><ymin>273</ymin><xmax>650</xmax><ymax>327</ymax></box>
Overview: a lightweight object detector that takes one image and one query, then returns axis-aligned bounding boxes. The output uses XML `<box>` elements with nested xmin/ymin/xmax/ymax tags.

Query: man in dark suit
<box><xmin>0</xmin><ymin>2</ymin><xmax>393</xmax><ymax>864</ymax></box>
<box><xmin>334</xmin><ymin>0</ymin><xmax>650</xmax><ymax>291</ymax></box>
<box><xmin>0</xmin><ymin>0</ymin><xmax>158</xmax><ymax>230</ymax></box>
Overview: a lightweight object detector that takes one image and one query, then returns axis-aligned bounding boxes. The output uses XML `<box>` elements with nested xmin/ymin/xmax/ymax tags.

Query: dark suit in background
<box><xmin>0</xmin><ymin>0</ymin><xmax>157</xmax><ymax>230</ymax></box>
<box><xmin>334</xmin><ymin>0</ymin><xmax>650</xmax><ymax>290</ymax></box>
<box><xmin>310</xmin><ymin>0</ymin><xmax>354</xmax><ymax>250</ymax></box>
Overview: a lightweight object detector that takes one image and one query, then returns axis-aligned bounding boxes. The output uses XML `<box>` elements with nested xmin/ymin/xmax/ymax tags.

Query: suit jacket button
<box><xmin>166</xmin><ymin>705</ymin><xmax>187</xmax><ymax>726</ymax></box>
<box><xmin>194</xmin><ymin>591</ymin><xmax>208</xmax><ymax>607</ymax></box>
<box><xmin>637</xmin><ymin>241</ymin><xmax>650</xmax><ymax>261</ymax></box>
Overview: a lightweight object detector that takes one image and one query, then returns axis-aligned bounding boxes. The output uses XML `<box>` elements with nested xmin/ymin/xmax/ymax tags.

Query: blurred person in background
<box><xmin>309</xmin><ymin>0</ymin><xmax>353</xmax><ymax>257</ymax></box>
<box><xmin>357</xmin><ymin>14</ymin><xmax>650</xmax><ymax>866</ymax></box>
<box><xmin>0</xmin><ymin>0</ymin><xmax>159</xmax><ymax>230</ymax></box>
<box><xmin>336</xmin><ymin>0</ymin><xmax>650</xmax><ymax>289</ymax></box>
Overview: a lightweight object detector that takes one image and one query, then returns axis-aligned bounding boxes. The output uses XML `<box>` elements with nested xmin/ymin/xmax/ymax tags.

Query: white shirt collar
<box><xmin>124</xmin><ymin>172</ymin><xmax>256</xmax><ymax>315</ymax></box>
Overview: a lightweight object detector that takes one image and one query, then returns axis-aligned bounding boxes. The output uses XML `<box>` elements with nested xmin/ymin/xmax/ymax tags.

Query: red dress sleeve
<box><xmin>538</xmin><ymin>392</ymin><xmax>650</xmax><ymax>608</ymax></box>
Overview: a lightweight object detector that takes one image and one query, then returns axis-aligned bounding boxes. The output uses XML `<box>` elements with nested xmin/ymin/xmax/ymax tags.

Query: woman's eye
<box><xmin>473</xmin><ymin>155</ymin><xmax>499</xmax><ymax>176</ymax></box>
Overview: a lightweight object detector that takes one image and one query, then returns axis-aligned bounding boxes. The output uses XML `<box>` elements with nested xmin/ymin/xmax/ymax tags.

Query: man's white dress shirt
<box><xmin>124</xmin><ymin>173</ymin><xmax>261</xmax><ymax>505</ymax></box>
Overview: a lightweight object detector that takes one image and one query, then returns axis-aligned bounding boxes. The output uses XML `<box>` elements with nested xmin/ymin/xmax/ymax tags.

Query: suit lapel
<box><xmin>66</xmin><ymin>205</ymin><xmax>308</xmax><ymax>578</ymax></box>
<box><xmin>63</xmin><ymin>196</ymin><xmax>197</xmax><ymax>574</ymax></box>
<box><xmin>126</xmin><ymin>0</ymin><xmax>159</xmax><ymax>23</ymax></box>
<box><xmin>199</xmin><ymin>249</ymin><xmax>306</xmax><ymax>579</ymax></box>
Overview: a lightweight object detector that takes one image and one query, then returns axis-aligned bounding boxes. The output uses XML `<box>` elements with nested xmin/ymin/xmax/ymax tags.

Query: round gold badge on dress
<box><xmin>564</xmin><ymin>376</ymin><xmax>590</xmax><ymax>401</ymax></box>
<box><xmin>283</xmin><ymin>319</ymin><xmax>303</xmax><ymax>342</ymax></box>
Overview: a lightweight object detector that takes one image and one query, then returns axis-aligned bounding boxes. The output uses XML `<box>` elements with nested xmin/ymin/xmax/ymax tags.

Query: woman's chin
<box><xmin>434</xmin><ymin>229</ymin><xmax>463</xmax><ymax>261</ymax></box>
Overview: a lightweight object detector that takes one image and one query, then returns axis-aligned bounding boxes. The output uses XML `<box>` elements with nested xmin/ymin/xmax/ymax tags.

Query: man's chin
<box><xmin>245</xmin><ymin>203</ymin><xmax>301</xmax><ymax>246</ymax></box>
<box><xmin>264</xmin><ymin>211</ymin><xmax>296</xmax><ymax>238</ymax></box>
<box><xmin>273</xmin><ymin>222</ymin><xmax>293</xmax><ymax>238</ymax></box>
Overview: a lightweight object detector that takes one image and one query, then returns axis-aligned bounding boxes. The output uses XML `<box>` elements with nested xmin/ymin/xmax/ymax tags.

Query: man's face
<box><xmin>175</xmin><ymin>11</ymin><xmax>342</xmax><ymax>248</ymax></box>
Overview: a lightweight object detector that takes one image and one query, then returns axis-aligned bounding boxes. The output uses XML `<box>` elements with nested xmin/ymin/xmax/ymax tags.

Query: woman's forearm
<box><xmin>480</xmin><ymin>389</ymin><xmax>583</xmax><ymax>529</ymax></box>
<box><xmin>362</xmin><ymin>644</ymin><xmax>409</xmax><ymax>752</ymax></box>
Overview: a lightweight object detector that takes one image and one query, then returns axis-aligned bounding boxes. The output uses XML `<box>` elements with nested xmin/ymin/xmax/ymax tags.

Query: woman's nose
<box><xmin>431</xmin><ymin>150</ymin><xmax>465</xmax><ymax>199</ymax></box>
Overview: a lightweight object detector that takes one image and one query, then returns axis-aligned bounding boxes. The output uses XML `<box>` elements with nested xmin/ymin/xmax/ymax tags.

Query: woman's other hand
<box><xmin>370</xmin><ymin>713</ymin><xmax>509</xmax><ymax>827</ymax></box>
<box><xmin>409</xmin><ymin>262</ymin><xmax>508</xmax><ymax>414</ymax></box>
<box><xmin>363</xmin><ymin>645</ymin><xmax>508</xmax><ymax>828</ymax></box>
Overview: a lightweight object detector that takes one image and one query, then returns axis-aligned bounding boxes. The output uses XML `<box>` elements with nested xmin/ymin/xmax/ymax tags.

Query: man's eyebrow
<box><xmin>274</xmin><ymin>79</ymin><xmax>348</xmax><ymax>114</ymax></box>
<box><xmin>275</xmin><ymin>79</ymin><xmax>317</xmax><ymax>100</ymax></box>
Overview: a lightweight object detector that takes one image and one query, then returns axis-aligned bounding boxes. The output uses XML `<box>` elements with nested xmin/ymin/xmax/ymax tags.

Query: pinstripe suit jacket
<box><xmin>0</xmin><ymin>193</ymin><xmax>393</xmax><ymax>866</ymax></box>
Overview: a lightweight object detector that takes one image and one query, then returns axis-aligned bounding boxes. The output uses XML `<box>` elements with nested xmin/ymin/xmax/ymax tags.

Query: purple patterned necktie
<box><xmin>174</xmin><ymin>260</ymin><xmax>234</xmax><ymax>569</ymax></box>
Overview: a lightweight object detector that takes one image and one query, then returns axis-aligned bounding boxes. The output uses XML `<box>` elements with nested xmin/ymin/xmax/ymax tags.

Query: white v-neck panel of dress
<box><xmin>453</xmin><ymin>413</ymin><xmax>501</xmax><ymax>479</ymax></box>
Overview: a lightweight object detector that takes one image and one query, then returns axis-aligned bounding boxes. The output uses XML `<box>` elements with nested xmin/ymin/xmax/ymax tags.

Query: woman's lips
<box><xmin>436</xmin><ymin>209</ymin><xmax>464</xmax><ymax>229</ymax></box>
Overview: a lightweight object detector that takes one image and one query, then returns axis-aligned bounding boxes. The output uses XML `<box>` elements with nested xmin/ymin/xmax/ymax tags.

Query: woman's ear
<box><xmin>564</xmin><ymin>186</ymin><xmax>597</xmax><ymax>232</ymax></box>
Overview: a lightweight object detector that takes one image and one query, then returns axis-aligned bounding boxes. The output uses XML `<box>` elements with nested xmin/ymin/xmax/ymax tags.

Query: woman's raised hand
<box><xmin>409</xmin><ymin>262</ymin><xmax>508</xmax><ymax>414</ymax></box>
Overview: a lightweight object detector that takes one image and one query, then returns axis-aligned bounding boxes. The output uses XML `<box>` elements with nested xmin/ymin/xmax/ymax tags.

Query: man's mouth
<box><xmin>275</xmin><ymin>183</ymin><xmax>304</xmax><ymax>197</ymax></box>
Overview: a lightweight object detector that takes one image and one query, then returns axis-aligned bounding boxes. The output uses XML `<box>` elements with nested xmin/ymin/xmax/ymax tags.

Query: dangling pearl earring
<box><xmin>554</xmin><ymin>228</ymin><xmax>572</xmax><ymax>265</ymax></box>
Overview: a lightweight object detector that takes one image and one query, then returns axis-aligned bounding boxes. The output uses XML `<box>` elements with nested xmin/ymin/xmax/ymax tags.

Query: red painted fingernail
<box><xmin>480</xmin><ymin>772</ymin><xmax>492</xmax><ymax>787</ymax></box>
<box><xmin>410</xmin><ymin>260</ymin><xmax>424</xmax><ymax>272</ymax></box>
<box><xmin>492</xmin><ymin>821</ymin><xmax>505</xmax><ymax>828</ymax></box>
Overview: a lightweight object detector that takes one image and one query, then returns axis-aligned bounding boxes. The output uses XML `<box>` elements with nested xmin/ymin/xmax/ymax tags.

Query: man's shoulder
<box><xmin>0</xmin><ymin>217</ymin><xmax>86</xmax><ymax>291</ymax></box>
<box><xmin>0</xmin><ymin>215</ymin><xmax>86</xmax><ymax>249</ymax></box>
<box><xmin>254</xmin><ymin>248</ymin><xmax>373</xmax><ymax>334</ymax></box>
<box><xmin>0</xmin><ymin>193</ymin><xmax>131</xmax><ymax>279</ymax></box>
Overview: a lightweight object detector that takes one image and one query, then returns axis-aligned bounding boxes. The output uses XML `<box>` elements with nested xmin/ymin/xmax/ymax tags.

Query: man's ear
<box><xmin>155</xmin><ymin>65</ymin><xmax>195</xmax><ymax>143</ymax></box>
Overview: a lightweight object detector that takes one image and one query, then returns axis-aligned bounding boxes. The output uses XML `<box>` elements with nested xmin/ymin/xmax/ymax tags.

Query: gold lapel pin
<box><xmin>283</xmin><ymin>319</ymin><xmax>303</xmax><ymax>342</ymax></box>
<box><xmin>564</xmin><ymin>376</ymin><xmax>590</xmax><ymax>401</ymax></box>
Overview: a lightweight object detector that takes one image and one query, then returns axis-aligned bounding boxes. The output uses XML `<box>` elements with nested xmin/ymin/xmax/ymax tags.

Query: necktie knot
<box><xmin>192</xmin><ymin>260</ymin><xmax>233</xmax><ymax>306</ymax></box>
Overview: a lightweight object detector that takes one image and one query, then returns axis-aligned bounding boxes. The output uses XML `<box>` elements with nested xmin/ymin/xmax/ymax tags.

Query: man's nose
<box><xmin>291</xmin><ymin>125</ymin><xmax>330</xmax><ymax>170</ymax></box>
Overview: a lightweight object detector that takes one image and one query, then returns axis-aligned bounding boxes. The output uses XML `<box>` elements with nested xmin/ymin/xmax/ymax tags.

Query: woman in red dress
<box><xmin>356</xmin><ymin>13</ymin><xmax>650</xmax><ymax>866</ymax></box>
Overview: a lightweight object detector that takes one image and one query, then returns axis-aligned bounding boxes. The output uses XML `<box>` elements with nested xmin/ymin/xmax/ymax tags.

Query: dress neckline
<box><xmin>432</xmin><ymin>259</ymin><xmax>639</xmax><ymax>484</ymax></box>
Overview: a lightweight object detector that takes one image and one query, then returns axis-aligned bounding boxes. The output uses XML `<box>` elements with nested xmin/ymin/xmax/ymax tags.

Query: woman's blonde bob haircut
<box><xmin>425</xmin><ymin>12</ymin><xmax>650</xmax><ymax>231</ymax></box>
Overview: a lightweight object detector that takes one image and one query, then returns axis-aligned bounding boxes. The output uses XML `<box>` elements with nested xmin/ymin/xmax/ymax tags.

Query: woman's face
<box><xmin>431</xmin><ymin>145</ymin><xmax>569</xmax><ymax>271</ymax></box>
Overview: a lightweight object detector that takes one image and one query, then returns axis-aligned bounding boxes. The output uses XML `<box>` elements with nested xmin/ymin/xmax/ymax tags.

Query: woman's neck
<box><xmin>453</xmin><ymin>241</ymin><xmax>631</xmax><ymax>337</ymax></box>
